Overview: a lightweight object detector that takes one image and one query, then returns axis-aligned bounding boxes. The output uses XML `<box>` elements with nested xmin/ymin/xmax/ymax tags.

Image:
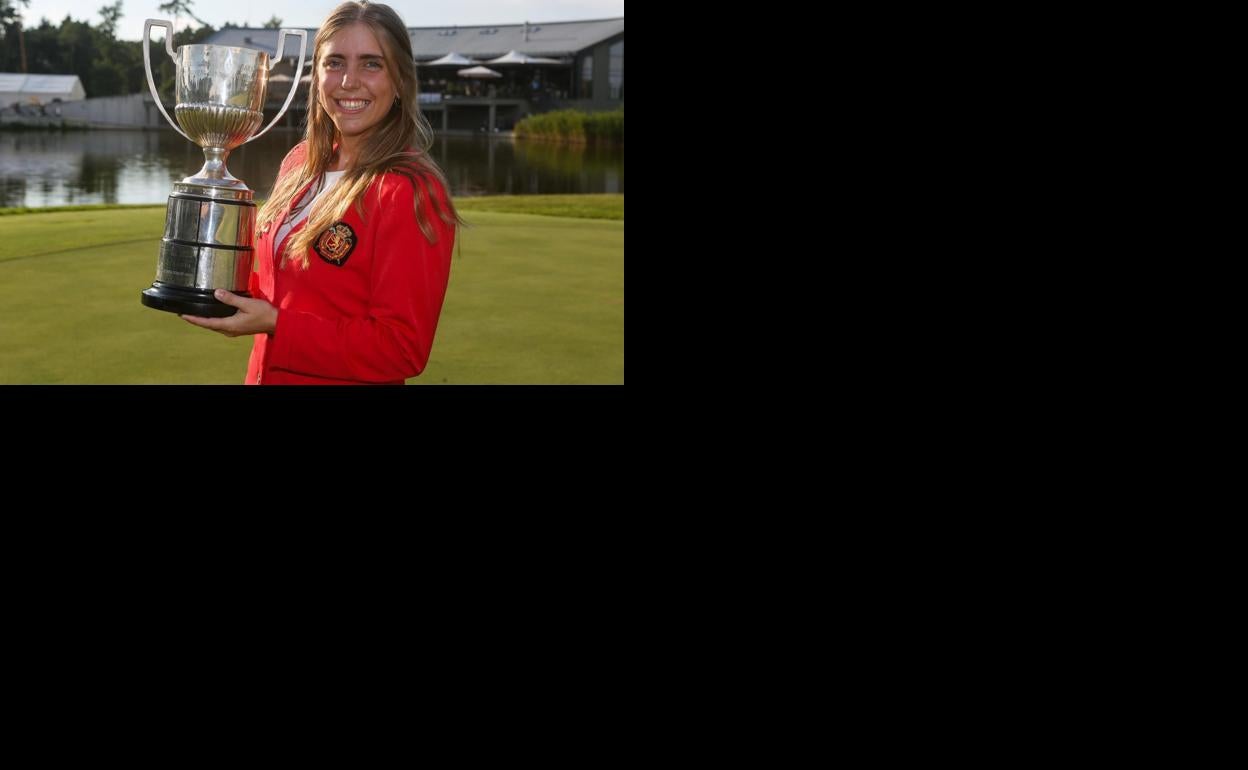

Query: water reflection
<box><xmin>429</xmin><ymin>135</ymin><xmax>625</xmax><ymax>197</ymax></box>
<box><xmin>0</xmin><ymin>129</ymin><xmax>624</xmax><ymax>208</ymax></box>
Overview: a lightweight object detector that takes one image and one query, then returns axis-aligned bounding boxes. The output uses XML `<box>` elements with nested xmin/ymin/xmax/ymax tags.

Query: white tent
<box><xmin>424</xmin><ymin>53</ymin><xmax>479</xmax><ymax>67</ymax></box>
<box><xmin>482</xmin><ymin>50</ymin><xmax>562</xmax><ymax>65</ymax></box>
<box><xmin>457</xmin><ymin>66</ymin><xmax>503</xmax><ymax>78</ymax></box>
<box><xmin>0</xmin><ymin>73</ymin><xmax>87</xmax><ymax>106</ymax></box>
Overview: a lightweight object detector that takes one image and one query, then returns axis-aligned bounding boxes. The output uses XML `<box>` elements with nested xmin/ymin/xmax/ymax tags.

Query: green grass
<box><xmin>0</xmin><ymin>203</ymin><xmax>167</xmax><ymax>217</ymax></box>
<box><xmin>3</xmin><ymin>195</ymin><xmax>625</xmax><ymax>220</ymax></box>
<box><xmin>455</xmin><ymin>194</ymin><xmax>623</xmax><ymax>221</ymax></box>
<box><xmin>515</xmin><ymin>109</ymin><xmax>624</xmax><ymax>144</ymax></box>
<box><xmin>0</xmin><ymin>199</ymin><xmax>623</xmax><ymax>384</ymax></box>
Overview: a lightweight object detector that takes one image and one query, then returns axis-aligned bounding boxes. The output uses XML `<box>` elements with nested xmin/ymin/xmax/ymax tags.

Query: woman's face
<box><xmin>317</xmin><ymin>22</ymin><xmax>397</xmax><ymax>140</ymax></box>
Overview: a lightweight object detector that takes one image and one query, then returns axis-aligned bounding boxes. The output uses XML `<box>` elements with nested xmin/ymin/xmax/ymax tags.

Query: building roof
<box><xmin>203</xmin><ymin>17</ymin><xmax>623</xmax><ymax>63</ymax></box>
<box><xmin>409</xmin><ymin>18</ymin><xmax>623</xmax><ymax>59</ymax></box>
<box><xmin>0</xmin><ymin>73</ymin><xmax>87</xmax><ymax>102</ymax></box>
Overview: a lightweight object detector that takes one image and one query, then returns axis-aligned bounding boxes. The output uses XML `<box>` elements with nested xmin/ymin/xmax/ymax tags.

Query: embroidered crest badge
<box><xmin>314</xmin><ymin>222</ymin><xmax>356</xmax><ymax>266</ymax></box>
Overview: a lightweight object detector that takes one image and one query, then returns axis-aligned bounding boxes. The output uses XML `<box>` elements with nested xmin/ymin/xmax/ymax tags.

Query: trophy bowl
<box><xmin>139</xmin><ymin>20</ymin><xmax>306</xmax><ymax>317</ymax></box>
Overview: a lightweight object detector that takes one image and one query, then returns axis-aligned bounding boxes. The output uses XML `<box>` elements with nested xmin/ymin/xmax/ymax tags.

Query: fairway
<box><xmin>0</xmin><ymin>202</ymin><xmax>623</xmax><ymax>384</ymax></box>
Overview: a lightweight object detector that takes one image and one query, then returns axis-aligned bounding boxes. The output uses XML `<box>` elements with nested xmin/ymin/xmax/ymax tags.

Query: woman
<box><xmin>181</xmin><ymin>1</ymin><xmax>462</xmax><ymax>385</ymax></box>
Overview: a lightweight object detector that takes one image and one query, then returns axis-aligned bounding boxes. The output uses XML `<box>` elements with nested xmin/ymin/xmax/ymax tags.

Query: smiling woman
<box><xmin>318</xmin><ymin>24</ymin><xmax>395</xmax><ymax>143</ymax></box>
<box><xmin>178</xmin><ymin>1</ymin><xmax>466</xmax><ymax>385</ymax></box>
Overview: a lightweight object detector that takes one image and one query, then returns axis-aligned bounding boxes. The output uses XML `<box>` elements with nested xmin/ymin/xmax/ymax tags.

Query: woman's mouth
<box><xmin>335</xmin><ymin>99</ymin><xmax>372</xmax><ymax>113</ymax></box>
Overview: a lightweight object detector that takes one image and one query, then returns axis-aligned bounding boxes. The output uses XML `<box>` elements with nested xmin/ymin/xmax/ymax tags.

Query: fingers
<box><xmin>180</xmin><ymin>314</ymin><xmax>234</xmax><ymax>336</ymax></box>
<box><xmin>178</xmin><ymin>290</ymin><xmax>275</xmax><ymax>337</ymax></box>
<box><xmin>180</xmin><ymin>314</ymin><xmax>216</xmax><ymax>329</ymax></box>
<box><xmin>180</xmin><ymin>290</ymin><xmax>245</xmax><ymax>330</ymax></box>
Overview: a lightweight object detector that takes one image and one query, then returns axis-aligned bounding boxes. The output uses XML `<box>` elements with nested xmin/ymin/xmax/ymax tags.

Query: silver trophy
<box><xmin>139</xmin><ymin>19</ymin><xmax>306</xmax><ymax>317</ymax></box>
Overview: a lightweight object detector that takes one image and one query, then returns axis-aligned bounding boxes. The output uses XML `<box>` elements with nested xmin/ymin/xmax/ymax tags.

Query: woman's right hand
<box><xmin>181</xmin><ymin>289</ymin><xmax>278</xmax><ymax>337</ymax></box>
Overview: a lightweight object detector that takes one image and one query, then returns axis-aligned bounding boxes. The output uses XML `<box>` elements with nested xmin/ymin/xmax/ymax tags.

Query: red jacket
<box><xmin>245</xmin><ymin>141</ymin><xmax>455</xmax><ymax>385</ymax></box>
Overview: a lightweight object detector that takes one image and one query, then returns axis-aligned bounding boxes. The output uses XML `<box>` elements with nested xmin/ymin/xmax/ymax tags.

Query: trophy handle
<box><xmin>248</xmin><ymin>29</ymin><xmax>309</xmax><ymax>143</ymax></box>
<box><xmin>143</xmin><ymin>19</ymin><xmax>190</xmax><ymax>142</ymax></box>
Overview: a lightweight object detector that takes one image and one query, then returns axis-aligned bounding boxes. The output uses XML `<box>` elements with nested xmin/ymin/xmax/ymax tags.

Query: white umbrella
<box><xmin>457</xmin><ymin>66</ymin><xmax>503</xmax><ymax>78</ymax></box>
<box><xmin>424</xmin><ymin>52</ymin><xmax>479</xmax><ymax>67</ymax></box>
<box><xmin>482</xmin><ymin>50</ymin><xmax>562</xmax><ymax>65</ymax></box>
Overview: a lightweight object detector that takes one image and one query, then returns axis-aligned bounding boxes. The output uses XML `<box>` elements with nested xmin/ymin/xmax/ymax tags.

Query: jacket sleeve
<box><xmin>265</xmin><ymin>173</ymin><xmax>456</xmax><ymax>382</ymax></box>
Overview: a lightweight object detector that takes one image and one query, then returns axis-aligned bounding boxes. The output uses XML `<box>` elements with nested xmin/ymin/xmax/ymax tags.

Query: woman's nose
<box><xmin>341</xmin><ymin>70</ymin><xmax>356</xmax><ymax>88</ymax></box>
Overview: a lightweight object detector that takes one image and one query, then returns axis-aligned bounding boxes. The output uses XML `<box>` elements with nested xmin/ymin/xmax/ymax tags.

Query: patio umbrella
<box><xmin>457</xmin><ymin>66</ymin><xmax>503</xmax><ymax>78</ymax></box>
<box><xmin>482</xmin><ymin>50</ymin><xmax>562</xmax><ymax>65</ymax></box>
<box><xmin>424</xmin><ymin>52</ymin><xmax>479</xmax><ymax>67</ymax></box>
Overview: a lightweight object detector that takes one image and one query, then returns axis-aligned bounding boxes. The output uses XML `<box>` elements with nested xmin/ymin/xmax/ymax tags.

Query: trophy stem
<box><xmin>197</xmin><ymin>146</ymin><xmax>238</xmax><ymax>183</ymax></box>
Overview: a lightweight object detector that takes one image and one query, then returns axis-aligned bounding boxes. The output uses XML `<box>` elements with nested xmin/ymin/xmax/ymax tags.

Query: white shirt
<box><xmin>274</xmin><ymin>170</ymin><xmax>348</xmax><ymax>253</ymax></box>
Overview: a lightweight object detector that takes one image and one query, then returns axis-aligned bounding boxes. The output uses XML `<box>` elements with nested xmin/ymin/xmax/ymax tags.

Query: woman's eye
<box><xmin>366</xmin><ymin>61</ymin><xmax>382</xmax><ymax>70</ymax></box>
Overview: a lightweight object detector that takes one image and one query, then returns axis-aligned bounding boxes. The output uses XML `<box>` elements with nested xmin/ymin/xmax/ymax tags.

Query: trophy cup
<box><xmin>139</xmin><ymin>19</ymin><xmax>306</xmax><ymax>317</ymax></box>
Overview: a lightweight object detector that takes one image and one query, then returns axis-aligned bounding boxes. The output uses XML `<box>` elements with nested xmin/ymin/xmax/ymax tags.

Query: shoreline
<box><xmin>1</xmin><ymin>194</ymin><xmax>624</xmax><ymax>221</ymax></box>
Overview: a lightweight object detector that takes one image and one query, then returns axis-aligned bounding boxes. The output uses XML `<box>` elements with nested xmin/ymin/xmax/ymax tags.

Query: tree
<box><xmin>98</xmin><ymin>1</ymin><xmax>122</xmax><ymax>38</ymax></box>
<box><xmin>57</xmin><ymin>17</ymin><xmax>94</xmax><ymax>84</ymax></box>
<box><xmin>263</xmin><ymin>16</ymin><xmax>283</xmax><ymax>29</ymax></box>
<box><xmin>1</xmin><ymin>0</ymin><xmax>31</xmax><ymax>72</ymax></box>
<box><xmin>88</xmin><ymin>2</ymin><xmax>131</xmax><ymax>98</ymax></box>
<box><xmin>157</xmin><ymin>0</ymin><xmax>209</xmax><ymax>31</ymax></box>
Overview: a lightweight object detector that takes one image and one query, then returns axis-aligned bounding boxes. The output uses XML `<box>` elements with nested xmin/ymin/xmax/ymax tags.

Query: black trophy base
<box><xmin>141</xmin><ymin>282</ymin><xmax>250</xmax><ymax>318</ymax></box>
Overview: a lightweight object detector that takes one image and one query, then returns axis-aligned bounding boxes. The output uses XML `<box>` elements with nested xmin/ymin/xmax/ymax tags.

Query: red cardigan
<box><xmin>245</xmin><ymin>142</ymin><xmax>455</xmax><ymax>385</ymax></box>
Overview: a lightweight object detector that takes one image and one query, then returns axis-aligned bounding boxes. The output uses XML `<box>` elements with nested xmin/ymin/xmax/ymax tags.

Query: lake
<box><xmin>0</xmin><ymin>128</ymin><xmax>624</xmax><ymax>208</ymax></box>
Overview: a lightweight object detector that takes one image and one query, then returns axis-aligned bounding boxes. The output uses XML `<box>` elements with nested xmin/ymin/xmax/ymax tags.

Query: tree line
<box><xmin>1</xmin><ymin>1</ymin><xmax>283</xmax><ymax>100</ymax></box>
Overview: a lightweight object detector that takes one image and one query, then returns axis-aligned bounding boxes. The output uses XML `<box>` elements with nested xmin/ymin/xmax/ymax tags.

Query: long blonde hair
<box><xmin>256</xmin><ymin>1</ymin><xmax>461</xmax><ymax>269</ymax></box>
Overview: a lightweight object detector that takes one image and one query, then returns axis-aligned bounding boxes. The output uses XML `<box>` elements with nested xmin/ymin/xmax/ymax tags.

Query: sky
<box><xmin>17</xmin><ymin>1</ymin><xmax>625</xmax><ymax>42</ymax></box>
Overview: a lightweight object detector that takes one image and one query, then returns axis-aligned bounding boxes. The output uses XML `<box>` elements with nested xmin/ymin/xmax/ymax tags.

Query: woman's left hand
<box><xmin>181</xmin><ymin>289</ymin><xmax>278</xmax><ymax>337</ymax></box>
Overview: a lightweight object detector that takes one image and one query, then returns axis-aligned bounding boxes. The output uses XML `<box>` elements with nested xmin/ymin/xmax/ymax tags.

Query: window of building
<box><xmin>609</xmin><ymin>40</ymin><xmax>624</xmax><ymax>100</ymax></box>
<box><xmin>580</xmin><ymin>55</ymin><xmax>593</xmax><ymax>100</ymax></box>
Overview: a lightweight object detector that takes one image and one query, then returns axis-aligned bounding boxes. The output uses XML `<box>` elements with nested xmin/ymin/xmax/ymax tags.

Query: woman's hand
<box><xmin>181</xmin><ymin>289</ymin><xmax>278</xmax><ymax>337</ymax></box>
